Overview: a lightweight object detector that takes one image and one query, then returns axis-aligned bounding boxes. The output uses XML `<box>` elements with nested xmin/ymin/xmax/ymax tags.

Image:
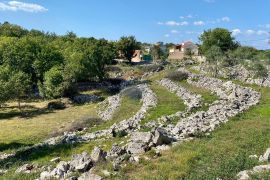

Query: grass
<box><xmin>89</xmin><ymin>94</ymin><xmax>142</xmax><ymax>132</ymax></box>
<box><xmin>178</xmin><ymin>80</ymin><xmax>219</xmax><ymax>111</ymax></box>
<box><xmin>115</xmin><ymin>84</ymin><xmax>270</xmax><ymax>180</ymax></box>
<box><xmin>140</xmin><ymin>83</ymin><xmax>185</xmax><ymax>125</ymax></box>
<box><xmin>0</xmin><ymin>136</ymin><xmax>127</xmax><ymax>180</ymax></box>
<box><xmin>0</xmin><ymin>103</ymin><xmax>98</xmax><ymax>153</ymax></box>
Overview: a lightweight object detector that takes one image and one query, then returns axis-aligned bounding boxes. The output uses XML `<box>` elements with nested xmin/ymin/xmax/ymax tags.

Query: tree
<box><xmin>151</xmin><ymin>45</ymin><xmax>163</xmax><ymax>60</ymax></box>
<box><xmin>0</xmin><ymin>67</ymin><xmax>31</xmax><ymax>109</ymax></box>
<box><xmin>200</xmin><ymin>28</ymin><xmax>238</xmax><ymax>54</ymax></box>
<box><xmin>0</xmin><ymin>22</ymin><xmax>28</xmax><ymax>38</ymax></box>
<box><xmin>205</xmin><ymin>46</ymin><xmax>224</xmax><ymax>77</ymax></box>
<box><xmin>41</xmin><ymin>66</ymin><xmax>66</xmax><ymax>99</ymax></box>
<box><xmin>117</xmin><ymin>36</ymin><xmax>140</xmax><ymax>61</ymax></box>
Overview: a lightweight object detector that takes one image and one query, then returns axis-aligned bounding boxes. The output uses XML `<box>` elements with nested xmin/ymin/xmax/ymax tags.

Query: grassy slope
<box><xmin>0</xmin><ymin>104</ymin><xmax>98</xmax><ymax>153</ymax></box>
<box><xmin>89</xmin><ymin>95</ymin><xmax>142</xmax><ymax>132</ymax></box>
<box><xmin>117</xmin><ymin>84</ymin><xmax>270</xmax><ymax>180</ymax></box>
<box><xmin>140</xmin><ymin>83</ymin><xmax>185</xmax><ymax>125</ymax></box>
<box><xmin>0</xmin><ymin>94</ymin><xmax>141</xmax><ymax>179</ymax></box>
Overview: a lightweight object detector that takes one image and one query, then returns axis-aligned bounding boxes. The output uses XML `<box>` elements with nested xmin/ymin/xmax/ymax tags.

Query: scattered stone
<box><xmin>15</xmin><ymin>164</ymin><xmax>37</xmax><ymax>174</ymax></box>
<box><xmin>91</xmin><ymin>147</ymin><xmax>106</xmax><ymax>163</ymax></box>
<box><xmin>50</xmin><ymin>157</ymin><xmax>61</xmax><ymax>163</ymax></box>
<box><xmin>0</xmin><ymin>169</ymin><xmax>7</xmax><ymax>176</ymax></box>
<box><xmin>70</xmin><ymin>152</ymin><xmax>92</xmax><ymax>172</ymax></box>
<box><xmin>259</xmin><ymin>148</ymin><xmax>270</xmax><ymax>162</ymax></box>
<box><xmin>152</xmin><ymin>128</ymin><xmax>174</xmax><ymax>146</ymax></box>
<box><xmin>78</xmin><ymin>172</ymin><xmax>103</xmax><ymax>180</ymax></box>
<box><xmin>107</xmin><ymin>144</ymin><xmax>126</xmax><ymax>159</ymax></box>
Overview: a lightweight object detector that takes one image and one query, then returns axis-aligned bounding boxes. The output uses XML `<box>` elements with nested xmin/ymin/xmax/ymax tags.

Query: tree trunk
<box><xmin>18</xmin><ymin>99</ymin><xmax>21</xmax><ymax>111</ymax></box>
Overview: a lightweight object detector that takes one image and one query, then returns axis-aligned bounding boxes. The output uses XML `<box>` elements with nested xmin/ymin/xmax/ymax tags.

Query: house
<box><xmin>168</xmin><ymin>41</ymin><xmax>199</xmax><ymax>60</ymax></box>
<box><xmin>131</xmin><ymin>50</ymin><xmax>144</xmax><ymax>62</ymax></box>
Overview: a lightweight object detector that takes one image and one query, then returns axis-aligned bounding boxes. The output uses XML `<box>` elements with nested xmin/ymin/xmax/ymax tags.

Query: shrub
<box><xmin>139</xmin><ymin>64</ymin><xmax>164</xmax><ymax>72</ymax></box>
<box><xmin>47</xmin><ymin>100</ymin><xmax>66</xmax><ymax>110</ymax></box>
<box><xmin>166</xmin><ymin>71</ymin><xmax>189</xmax><ymax>82</ymax></box>
<box><xmin>253</xmin><ymin>63</ymin><xmax>268</xmax><ymax>78</ymax></box>
<box><xmin>121</xmin><ymin>86</ymin><xmax>142</xmax><ymax>100</ymax></box>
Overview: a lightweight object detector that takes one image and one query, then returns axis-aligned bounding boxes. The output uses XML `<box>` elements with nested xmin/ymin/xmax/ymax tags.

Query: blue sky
<box><xmin>0</xmin><ymin>0</ymin><xmax>269</xmax><ymax>49</ymax></box>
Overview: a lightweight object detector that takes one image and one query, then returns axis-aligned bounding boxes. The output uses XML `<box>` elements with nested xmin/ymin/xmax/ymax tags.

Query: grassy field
<box><xmin>0</xmin><ymin>103</ymin><xmax>98</xmax><ymax>153</ymax></box>
<box><xmin>89</xmin><ymin>94</ymin><xmax>142</xmax><ymax>132</ymax></box>
<box><xmin>115</xmin><ymin>84</ymin><xmax>270</xmax><ymax>180</ymax></box>
<box><xmin>140</xmin><ymin>83</ymin><xmax>185</xmax><ymax>125</ymax></box>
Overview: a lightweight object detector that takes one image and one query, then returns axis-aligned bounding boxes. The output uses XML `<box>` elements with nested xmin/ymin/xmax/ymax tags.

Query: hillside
<box><xmin>0</xmin><ymin>61</ymin><xmax>270</xmax><ymax>180</ymax></box>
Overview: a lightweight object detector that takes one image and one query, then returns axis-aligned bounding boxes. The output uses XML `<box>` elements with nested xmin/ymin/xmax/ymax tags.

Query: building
<box><xmin>168</xmin><ymin>41</ymin><xmax>199</xmax><ymax>60</ymax></box>
<box><xmin>131</xmin><ymin>50</ymin><xmax>144</xmax><ymax>62</ymax></box>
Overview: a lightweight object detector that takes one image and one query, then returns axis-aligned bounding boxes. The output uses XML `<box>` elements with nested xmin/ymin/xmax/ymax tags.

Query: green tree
<box><xmin>0</xmin><ymin>22</ymin><xmax>28</xmax><ymax>38</ymax></box>
<box><xmin>41</xmin><ymin>66</ymin><xmax>66</xmax><ymax>99</ymax></box>
<box><xmin>200</xmin><ymin>28</ymin><xmax>238</xmax><ymax>53</ymax></box>
<box><xmin>205</xmin><ymin>46</ymin><xmax>224</xmax><ymax>77</ymax></box>
<box><xmin>117</xmin><ymin>36</ymin><xmax>140</xmax><ymax>62</ymax></box>
<box><xmin>0</xmin><ymin>67</ymin><xmax>31</xmax><ymax>109</ymax></box>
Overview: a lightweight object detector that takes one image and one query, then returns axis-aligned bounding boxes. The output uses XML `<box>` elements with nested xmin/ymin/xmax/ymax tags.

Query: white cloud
<box><xmin>164</xmin><ymin>34</ymin><xmax>170</xmax><ymax>37</ymax></box>
<box><xmin>180</xmin><ymin>14</ymin><xmax>193</xmax><ymax>19</ymax></box>
<box><xmin>246</xmin><ymin>30</ymin><xmax>255</xmax><ymax>35</ymax></box>
<box><xmin>257</xmin><ymin>30</ymin><xmax>268</xmax><ymax>36</ymax></box>
<box><xmin>221</xmin><ymin>17</ymin><xmax>230</xmax><ymax>22</ymax></box>
<box><xmin>0</xmin><ymin>1</ymin><xmax>47</xmax><ymax>12</ymax></box>
<box><xmin>159</xmin><ymin>20</ymin><xmax>189</xmax><ymax>26</ymax></box>
<box><xmin>166</xmin><ymin>21</ymin><xmax>180</xmax><ymax>26</ymax></box>
<box><xmin>171</xmin><ymin>30</ymin><xmax>180</xmax><ymax>34</ymax></box>
<box><xmin>259</xmin><ymin>24</ymin><xmax>270</xmax><ymax>29</ymax></box>
<box><xmin>194</xmin><ymin>21</ymin><xmax>205</xmax><ymax>26</ymax></box>
<box><xmin>232</xmin><ymin>29</ymin><xmax>241</xmax><ymax>36</ymax></box>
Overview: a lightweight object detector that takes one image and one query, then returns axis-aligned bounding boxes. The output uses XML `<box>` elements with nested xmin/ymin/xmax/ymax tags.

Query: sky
<box><xmin>0</xmin><ymin>0</ymin><xmax>269</xmax><ymax>49</ymax></box>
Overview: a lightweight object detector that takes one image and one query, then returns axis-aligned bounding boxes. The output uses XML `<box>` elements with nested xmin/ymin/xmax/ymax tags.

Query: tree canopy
<box><xmin>199</xmin><ymin>28</ymin><xmax>239</xmax><ymax>53</ymax></box>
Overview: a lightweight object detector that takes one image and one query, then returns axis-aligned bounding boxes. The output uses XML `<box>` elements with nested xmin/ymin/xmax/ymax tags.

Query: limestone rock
<box><xmin>91</xmin><ymin>147</ymin><xmax>106</xmax><ymax>163</ymax></box>
<box><xmin>70</xmin><ymin>152</ymin><xmax>92</xmax><ymax>172</ymax></box>
<box><xmin>259</xmin><ymin>148</ymin><xmax>270</xmax><ymax>162</ymax></box>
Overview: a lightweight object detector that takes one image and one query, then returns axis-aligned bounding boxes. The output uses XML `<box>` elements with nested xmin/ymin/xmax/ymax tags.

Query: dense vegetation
<box><xmin>0</xmin><ymin>22</ymin><xmax>145</xmax><ymax>106</ymax></box>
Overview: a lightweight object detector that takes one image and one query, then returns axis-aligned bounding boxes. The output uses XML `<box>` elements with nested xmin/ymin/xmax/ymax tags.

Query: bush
<box><xmin>166</xmin><ymin>71</ymin><xmax>189</xmax><ymax>82</ymax></box>
<box><xmin>139</xmin><ymin>64</ymin><xmax>164</xmax><ymax>72</ymax></box>
<box><xmin>47</xmin><ymin>100</ymin><xmax>66</xmax><ymax>110</ymax></box>
<box><xmin>121</xmin><ymin>86</ymin><xmax>142</xmax><ymax>100</ymax></box>
<box><xmin>253</xmin><ymin>63</ymin><xmax>268</xmax><ymax>78</ymax></box>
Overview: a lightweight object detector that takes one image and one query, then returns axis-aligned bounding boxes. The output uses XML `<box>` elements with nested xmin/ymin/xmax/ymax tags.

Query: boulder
<box><xmin>130</xmin><ymin>132</ymin><xmax>152</xmax><ymax>144</ymax></box>
<box><xmin>236</xmin><ymin>170</ymin><xmax>250</xmax><ymax>180</ymax></box>
<box><xmin>126</xmin><ymin>142</ymin><xmax>148</xmax><ymax>155</ymax></box>
<box><xmin>259</xmin><ymin>148</ymin><xmax>270</xmax><ymax>162</ymax></box>
<box><xmin>70</xmin><ymin>152</ymin><xmax>92</xmax><ymax>173</ymax></box>
<box><xmin>78</xmin><ymin>172</ymin><xmax>103</xmax><ymax>180</ymax></box>
<box><xmin>56</xmin><ymin>161</ymin><xmax>70</xmax><ymax>173</ymax></box>
<box><xmin>107</xmin><ymin>144</ymin><xmax>126</xmax><ymax>159</ymax></box>
<box><xmin>91</xmin><ymin>147</ymin><xmax>106</xmax><ymax>163</ymax></box>
<box><xmin>152</xmin><ymin>128</ymin><xmax>174</xmax><ymax>146</ymax></box>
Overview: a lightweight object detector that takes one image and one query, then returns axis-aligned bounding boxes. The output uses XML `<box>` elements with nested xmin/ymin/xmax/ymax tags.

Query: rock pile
<box><xmin>97</xmin><ymin>94</ymin><xmax>121</xmax><ymax>121</ymax></box>
<box><xmin>170</xmin><ymin>69</ymin><xmax>260</xmax><ymax>140</ymax></box>
<box><xmin>109</xmin><ymin>84</ymin><xmax>157</xmax><ymax>134</ymax></box>
<box><xmin>159</xmin><ymin>78</ymin><xmax>202</xmax><ymax>111</ymax></box>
